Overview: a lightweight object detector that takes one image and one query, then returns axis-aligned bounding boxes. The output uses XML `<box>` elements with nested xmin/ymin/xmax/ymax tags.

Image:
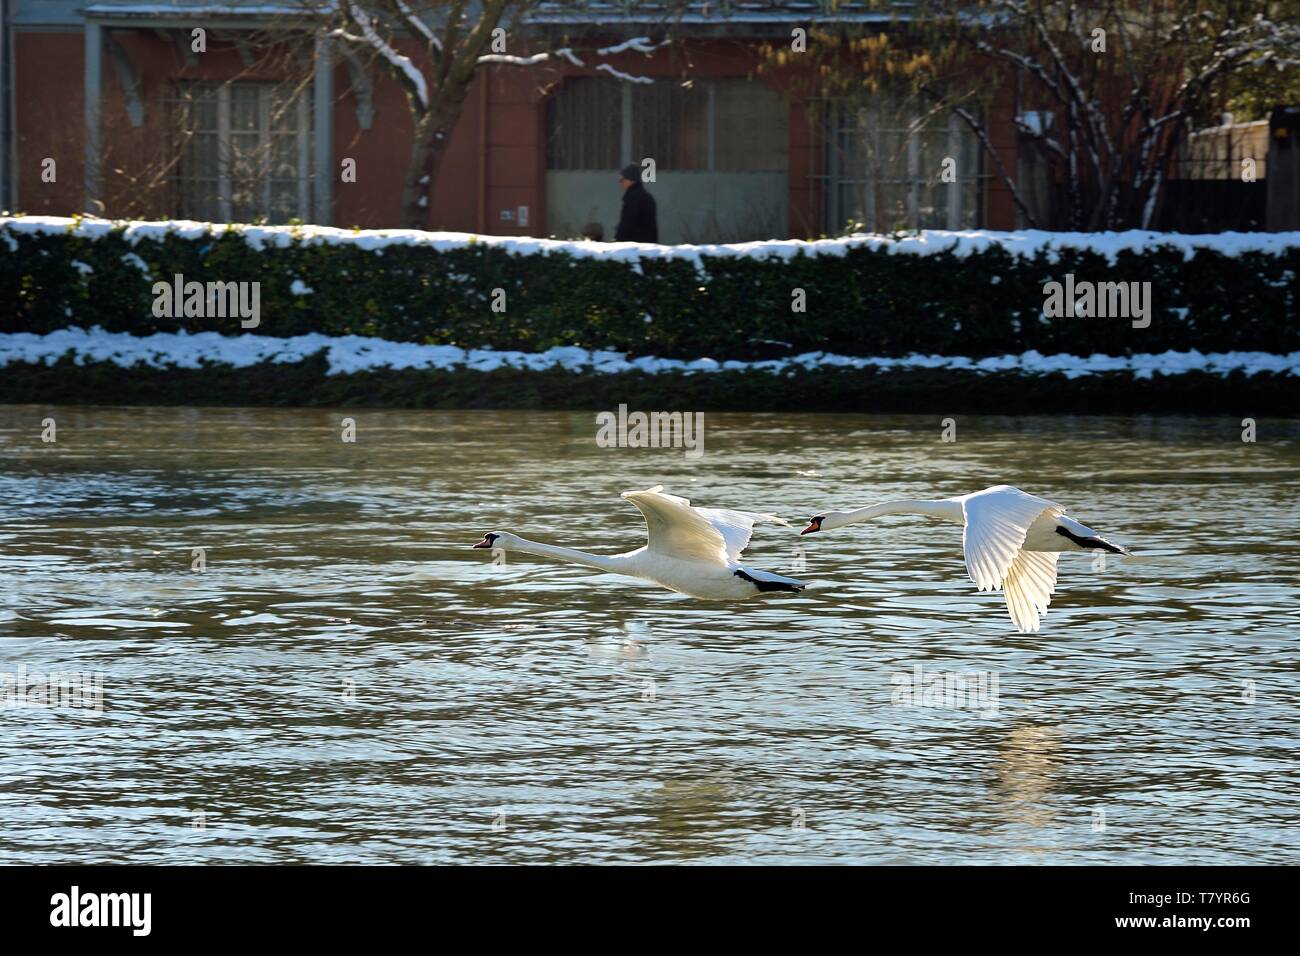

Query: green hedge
<box><xmin>2</xmin><ymin>217</ymin><xmax>1297</xmax><ymax>357</ymax></box>
<box><xmin>5</xmin><ymin>354</ymin><xmax>1296</xmax><ymax>415</ymax></box>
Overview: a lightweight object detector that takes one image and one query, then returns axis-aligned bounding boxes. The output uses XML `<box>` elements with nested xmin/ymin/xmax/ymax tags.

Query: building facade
<box><xmin>3</xmin><ymin>0</ymin><xmax>1029</xmax><ymax>240</ymax></box>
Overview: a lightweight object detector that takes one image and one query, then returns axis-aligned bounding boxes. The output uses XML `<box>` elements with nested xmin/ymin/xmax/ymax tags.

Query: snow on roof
<box><xmin>84</xmin><ymin>2</ymin><xmax>314</xmax><ymax>18</ymax></box>
<box><xmin>79</xmin><ymin>0</ymin><xmax>894</xmax><ymax>21</ymax></box>
<box><xmin>3</xmin><ymin>216</ymin><xmax>1298</xmax><ymax>269</ymax></box>
<box><xmin>40</xmin><ymin>0</ymin><xmax>902</xmax><ymax>29</ymax></box>
<box><xmin>531</xmin><ymin>1</ymin><xmax>900</xmax><ymax>22</ymax></box>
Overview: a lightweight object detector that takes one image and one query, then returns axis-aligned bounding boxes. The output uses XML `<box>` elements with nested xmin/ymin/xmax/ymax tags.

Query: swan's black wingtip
<box><xmin>734</xmin><ymin>569</ymin><xmax>806</xmax><ymax>593</ymax></box>
<box><xmin>1055</xmin><ymin>526</ymin><xmax>1131</xmax><ymax>556</ymax></box>
<box><xmin>764</xmin><ymin>581</ymin><xmax>806</xmax><ymax>593</ymax></box>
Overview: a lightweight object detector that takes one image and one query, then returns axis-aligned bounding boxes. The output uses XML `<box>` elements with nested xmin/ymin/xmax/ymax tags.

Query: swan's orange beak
<box><xmin>471</xmin><ymin>537</ymin><xmax>493</xmax><ymax>548</ymax></box>
<box><xmin>800</xmin><ymin>520</ymin><xmax>821</xmax><ymax>535</ymax></box>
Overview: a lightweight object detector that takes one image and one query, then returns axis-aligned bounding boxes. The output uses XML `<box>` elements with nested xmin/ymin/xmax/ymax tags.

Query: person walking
<box><xmin>614</xmin><ymin>162</ymin><xmax>658</xmax><ymax>243</ymax></box>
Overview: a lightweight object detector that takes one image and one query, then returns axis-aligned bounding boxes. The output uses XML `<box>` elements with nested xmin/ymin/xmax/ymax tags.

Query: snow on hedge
<box><xmin>3</xmin><ymin>215</ymin><xmax>1298</xmax><ymax>267</ymax></box>
<box><xmin>3</xmin><ymin>327</ymin><xmax>1296</xmax><ymax>380</ymax></box>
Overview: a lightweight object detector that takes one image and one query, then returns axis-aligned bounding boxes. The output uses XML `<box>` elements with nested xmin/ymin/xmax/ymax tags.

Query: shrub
<box><xmin>2</xmin><ymin>217</ymin><xmax>1296</xmax><ymax>357</ymax></box>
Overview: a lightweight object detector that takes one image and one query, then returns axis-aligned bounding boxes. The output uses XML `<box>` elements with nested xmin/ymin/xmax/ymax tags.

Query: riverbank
<box><xmin>4</xmin><ymin>351</ymin><xmax>1294</xmax><ymax>413</ymax></box>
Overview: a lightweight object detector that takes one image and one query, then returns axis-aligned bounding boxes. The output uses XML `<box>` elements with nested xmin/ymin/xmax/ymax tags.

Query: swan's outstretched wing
<box><xmin>1001</xmin><ymin>549</ymin><xmax>1060</xmax><ymax>633</ymax></box>
<box><xmin>960</xmin><ymin>485</ymin><xmax>1063</xmax><ymax>593</ymax></box>
<box><xmin>622</xmin><ymin>487</ymin><xmax>728</xmax><ymax>563</ymax></box>
<box><xmin>621</xmin><ymin>486</ymin><xmax>786</xmax><ymax>564</ymax></box>
<box><xmin>697</xmin><ymin>507</ymin><xmax>789</xmax><ymax>561</ymax></box>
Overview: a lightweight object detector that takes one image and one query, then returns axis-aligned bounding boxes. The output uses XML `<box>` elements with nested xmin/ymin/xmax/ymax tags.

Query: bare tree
<box><xmin>967</xmin><ymin>0</ymin><xmax>1300</xmax><ymax>229</ymax></box>
<box><xmin>764</xmin><ymin>0</ymin><xmax>1300</xmax><ymax>230</ymax></box>
<box><xmin>85</xmin><ymin>31</ymin><xmax>314</xmax><ymax>221</ymax></box>
<box><xmin>301</xmin><ymin>1</ymin><xmax>673</xmax><ymax>228</ymax></box>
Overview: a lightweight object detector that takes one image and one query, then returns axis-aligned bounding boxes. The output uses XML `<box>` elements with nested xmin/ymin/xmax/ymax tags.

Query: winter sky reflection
<box><xmin>0</xmin><ymin>406</ymin><xmax>1296</xmax><ymax>863</ymax></box>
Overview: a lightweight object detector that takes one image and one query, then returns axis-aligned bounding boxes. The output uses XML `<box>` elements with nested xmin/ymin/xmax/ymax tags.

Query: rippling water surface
<box><xmin>1</xmin><ymin>405</ymin><xmax>1297</xmax><ymax>864</ymax></box>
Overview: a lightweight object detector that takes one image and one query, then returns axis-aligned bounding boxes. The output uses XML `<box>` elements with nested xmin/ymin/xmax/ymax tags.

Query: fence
<box><xmin>1159</xmin><ymin>118</ymin><xmax>1269</xmax><ymax>233</ymax></box>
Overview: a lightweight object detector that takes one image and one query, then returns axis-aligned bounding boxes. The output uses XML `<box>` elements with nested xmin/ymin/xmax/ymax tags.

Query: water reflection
<box><xmin>995</xmin><ymin>724</ymin><xmax>1061</xmax><ymax>830</ymax></box>
<box><xmin>0</xmin><ymin>406</ymin><xmax>1297</xmax><ymax>864</ymax></box>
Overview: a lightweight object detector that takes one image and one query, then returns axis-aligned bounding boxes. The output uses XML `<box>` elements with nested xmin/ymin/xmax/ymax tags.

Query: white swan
<box><xmin>799</xmin><ymin>484</ymin><xmax>1129</xmax><ymax>632</ymax></box>
<box><xmin>472</xmin><ymin>486</ymin><xmax>806</xmax><ymax>601</ymax></box>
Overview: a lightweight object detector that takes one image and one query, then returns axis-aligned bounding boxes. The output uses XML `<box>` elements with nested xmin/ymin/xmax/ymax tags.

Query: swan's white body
<box><xmin>804</xmin><ymin>484</ymin><xmax>1128</xmax><ymax>632</ymax></box>
<box><xmin>473</xmin><ymin>486</ymin><xmax>805</xmax><ymax>601</ymax></box>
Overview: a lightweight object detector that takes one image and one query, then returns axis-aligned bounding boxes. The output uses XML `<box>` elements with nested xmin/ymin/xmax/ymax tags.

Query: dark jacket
<box><xmin>615</xmin><ymin>183</ymin><xmax>658</xmax><ymax>243</ymax></box>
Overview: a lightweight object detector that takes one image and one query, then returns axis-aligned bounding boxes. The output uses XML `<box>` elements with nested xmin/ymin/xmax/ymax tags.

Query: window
<box><xmin>547</xmin><ymin>77</ymin><xmax>787</xmax><ymax>173</ymax></box>
<box><xmin>175</xmin><ymin>82</ymin><xmax>313</xmax><ymax>223</ymax></box>
<box><xmin>714</xmin><ymin>80</ymin><xmax>786</xmax><ymax>173</ymax></box>
<box><xmin>827</xmin><ymin>95</ymin><xmax>983</xmax><ymax>231</ymax></box>
<box><xmin>632</xmin><ymin>81</ymin><xmax>708</xmax><ymax>170</ymax></box>
<box><xmin>546</xmin><ymin>77</ymin><xmax>623</xmax><ymax>171</ymax></box>
<box><xmin>545</xmin><ymin>77</ymin><xmax>788</xmax><ymax>242</ymax></box>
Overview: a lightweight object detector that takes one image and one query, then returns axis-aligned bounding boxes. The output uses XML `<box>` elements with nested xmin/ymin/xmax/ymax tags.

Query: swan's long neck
<box><xmin>836</xmin><ymin>498</ymin><xmax>963</xmax><ymax>527</ymax></box>
<box><xmin>509</xmin><ymin>538</ymin><xmax>626</xmax><ymax>573</ymax></box>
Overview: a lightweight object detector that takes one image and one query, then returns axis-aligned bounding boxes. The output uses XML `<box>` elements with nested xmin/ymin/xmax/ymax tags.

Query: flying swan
<box><xmin>472</xmin><ymin>486</ymin><xmax>806</xmax><ymax>600</ymax></box>
<box><xmin>799</xmin><ymin>484</ymin><xmax>1129</xmax><ymax>632</ymax></box>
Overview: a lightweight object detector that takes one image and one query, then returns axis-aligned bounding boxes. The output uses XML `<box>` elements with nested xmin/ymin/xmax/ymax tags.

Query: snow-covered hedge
<box><xmin>6</xmin><ymin>327</ymin><xmax>1297</xmax><ymax>379</ymax></box>
<box><xmin>2</xmin><ymin>215</ymin><xmax>1296</xmax><ymax>357</ymax></box>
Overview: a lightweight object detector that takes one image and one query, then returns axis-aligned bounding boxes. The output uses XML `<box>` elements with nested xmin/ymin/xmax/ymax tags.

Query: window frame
<box><xmin>826</xmin><ymin>101</ymin><xmax>985</xmax><ymax>232</ymax></box>
<box><xmin>175</xmin><ymin>81</ymin><xmax>314</xmax><ymax>224</ymax></box>
<box><xmin>546</xmin><ymin>76</ymin><xmax>787</xmax><ymax>175</ymax></box>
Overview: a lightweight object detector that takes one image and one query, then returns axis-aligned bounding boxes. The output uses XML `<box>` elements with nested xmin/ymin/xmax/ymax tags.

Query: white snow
<box><xmin>595</xmin><ymin>63</ymin><xmax>655</xmax><ymax>85</ymax></box>
<box><xmin>395</xmin><ymin>0</ymin><xmax>438</xmax><ymax>48</ymax></box>
<box><xmin>331</xmin><ymin>3</ymin><xmax>429</xmax><ymax>111</ymax></box>
<box><xmin>596</xmin><ymin>37</ymin><xmax>661</xmax><ymax>56</ymax></box>
<box><xmin>84</xmin><ymin>4</ymin><xmax>307</xmax><ymax>14</ymax></box>
<box><xmin>5</xmin><ymin>216</ymin><xmax>1296</xmax><ymax>271</ymax></box>
<box><xmin>1016</xmin><ymin>111</ymin><xmax>1052</xmax><ymax>135</ymax></box>
<box><xmin>478</xmin><ymin>49</ymin><xmax>587</xmax><ymax>69</ymax></box>
<box><xmin>2</xmin><ymin>328</ymin><xmax>1295</xmax><ymax>381</ymax></box>
<box><xmin>530</xmin><ymin>10</ymin><xmax>898</xmax><ymax>26</ymax></box>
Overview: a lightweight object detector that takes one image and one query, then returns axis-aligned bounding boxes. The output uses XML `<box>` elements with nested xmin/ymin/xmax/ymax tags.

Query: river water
<box><xmin>1</xmin><ymin>405</ymin><xmax>1296</xmax><ymax>864</ymax></box>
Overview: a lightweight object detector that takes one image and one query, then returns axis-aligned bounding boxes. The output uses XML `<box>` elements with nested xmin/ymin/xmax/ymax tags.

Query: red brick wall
<box><xmin>14</xmin><ymin>29</ymin><xmax>1019</xmax><ymax>235</ymax></box>
<box><xmin>983</xmin><ymin>81</ymin><xmax>1020</xmax><ymax>231</ymax></box>
<box><xmin>15</xmin><ymin>32</ymin><xmax>84</xmax><ymax>214</ymax></box>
